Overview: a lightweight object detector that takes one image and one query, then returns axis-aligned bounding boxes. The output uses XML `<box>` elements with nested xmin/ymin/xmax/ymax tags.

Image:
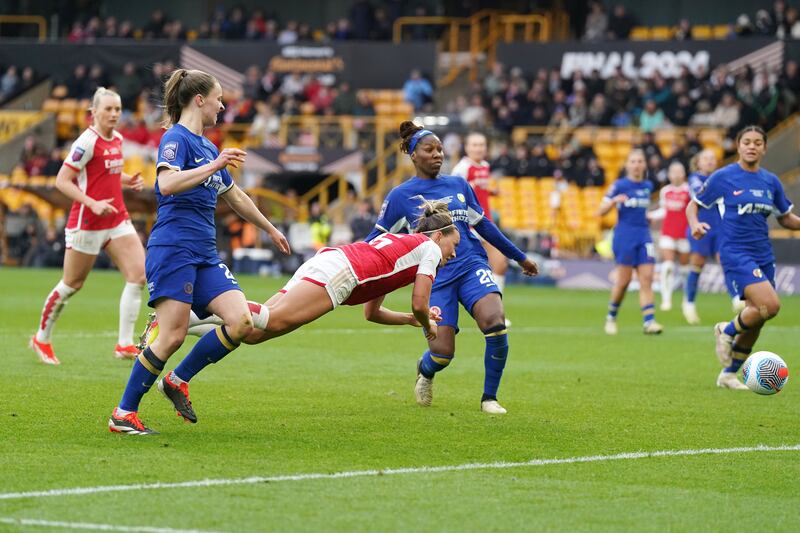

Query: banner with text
<box><xmin>497</xmin><ymin>37</ymin><xmax>783</xmax><ymax>79</ymax></box>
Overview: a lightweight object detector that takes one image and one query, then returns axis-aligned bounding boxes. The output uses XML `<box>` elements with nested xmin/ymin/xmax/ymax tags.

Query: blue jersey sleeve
<box><xmin>156</xmin><ymin>129</ymin><xmax>189</xmax><ymax>172</ymax></box>
<box><xmin>368</xmin><ymin>188</ymin><xmax>411</xmax><ymax>241</ymax></box>
<box><xmin>604</xmin><ymin>180</ymin><xmax>621</xmax><ymax>200</ymax></box>
<box><xmin>688</xmin><ymin>173</ymin><xmax>705</xmax><ymax>199</ymax></box>
<box><xmin>694</xmin><ymin>172</ymin><xmax>725</xmax><ymax>209</ymax></box>
<box><xmin>772</xmin><ymin>174</ymin><xmax>794</xmax><ymax>216</ymax></box>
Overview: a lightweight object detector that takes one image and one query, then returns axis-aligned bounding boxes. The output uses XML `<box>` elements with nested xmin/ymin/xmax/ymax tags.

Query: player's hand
<box><xmin>691</xmin><ymin>222</ymin><xmax>711</xmax><ymax>240</ymax></box>
<box><xmin>518</xmin><ymin>257</ymin><xmax>539</xmax><ymax>276</ymax></box>
<box><xmin>125</xmin><ymin>173</ymin><xmax>144</xmax><ymax>191</ymax></box>
<box><xmin>89</xmin><ymin>198</ymin><xmax>119</xmax><ymax>217</ymax></box>
<box><xmin>212</xmin><ymin>148</ymin><xmax>247</xmax><ymax>171</ymax></box>
<box><xmin>423</xmin><ymin>322</ymin><xmax>438</xmax><ymax>341</ymax></box>
<box><xmin>268</xmin><ymin>228</ymin><xmax>291</xmax><ymax>255</ymax></box>
<box><xmin>612</xmin><ymin>194</ymin><xmax>628</xmax><ymax>204</ymax></box>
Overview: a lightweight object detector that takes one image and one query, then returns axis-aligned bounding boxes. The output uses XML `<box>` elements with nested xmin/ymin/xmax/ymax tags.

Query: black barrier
<box><xmin>189</xmin><ymin>41</ymin><xmax>436</xmax><ymax>89</ymax></box>
<box><xmin>0</xmin><ymin>40</ymin><xmax>435</xmax><ymax>90</ymax></box>
<box><xmin>0</xmin><ymin>41</ymin><xmax>181</xmax><ymax>82</ymax></box>
<box><xmin>497</xmin><ymin>37</ymin><xmax>783</xmax><ymax>79</ymax></box>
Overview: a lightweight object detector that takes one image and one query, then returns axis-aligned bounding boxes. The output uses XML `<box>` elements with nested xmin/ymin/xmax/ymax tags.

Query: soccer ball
<box><xmin>742</xmin><ymin>351</ymin><xmax>789</xmax><ymax>395</ymax></box>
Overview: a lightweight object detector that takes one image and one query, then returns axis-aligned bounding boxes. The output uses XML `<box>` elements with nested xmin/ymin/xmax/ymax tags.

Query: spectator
<box><xmin>369</xmin><ymin>8</ymin><xmax>393</xmax><ymax>40</ymax></box>
<box><xmin>583</xmin><ymin>1</ymin><xmax>608</xmax><ymax>41</ymax></box>
<box><xmin>586</xmin><ymin>93</ymin><xmax>611</xmax><ymax>125</ymax></box>
<box><xmin>674</xmin><ymin>19</ymin><xmax>692</xmax><ymax>41</ymax></box>
<box><xmin>403</xmin><ymin>69</ymin><xmax>433</xmax><ymax>111</ymax></box>
<box><xmin>639</xmin><ymin>99</ymin><xmax>667</xmax><ymax>132</ymax></box>
<box><xmin>278</xmin><ymin>20</ymin><xmax>299</xmax><ymax>44</ymax></box>
<box><xmin>143</xmin><ymin>9</ymin><xmax>167</xmax><ymax>38</ymax></box>
<box><xmin>353</xmin><ymin>90</ymin><xmax>375</xmax><ymax>116</ymax></box>
<box><xmin>529</xmin><ymin>143</ymin><xmax>555</xmax><ymax>178</ymax></box>
<box><xmin>510</xmin><ymin>145</ymin><xmax>532</xmax><ymax>177</ymax></box>
<box><xmin>778</xmin><ymin>6</ymin><xmax>800</xmax><ymax>38</ymax></box>
<box><xmin>669</xmin><ymin>94</ymin><xmax>695</xmax><ymax>126</ymax></box>
<box><xmin>348</xmin><ymin>200</ymin><xmax>377</xmax><ymax>242</ymax></box>
<box><xmin>23</xmin><ymin>226</ymin><xmax>64</xmax><ymax>268</ymax></box>
<box><xmin>224</xmin><ymin>7</ymin><xmax>247</xmax><ymax>39</ymax></box>
<box><xmin>460</xmin><ymin>94</ymin><xmax>487</xmax><ymax>127</ymax></box>
<box><xmin>280</xmin><ymin>72</ymin><xmax>305</xmax><ymax>97</ymax></box>
<box><xmin>350</xmin><ymin>0</ymin><xmax>374</xmax><ymax>40</ymax></box>
<box><xmin>309</xmin><ymin>202</ymin><xmax>331</xmax><ymax>250</ymax></box>
<box><xmin>755</xmin><ymin>10</ymin><xmax>775</xmax><ymax>35</ymax></box>
<box><xmin>607</xmin><ymin>4</ymin><xmax>635</xmax><ymax>40</ymax></box>
<box><xmin>113</xmin><ymin>62</ymin><xmax>142</xmax><ymax>110</ymax></box>
<box><xmin>1</xmin><ymin>66</ymin><xmax>20</xmax><ymax>100</ymax></box>
<box><xmin>583</xmin><ymin>157</ymin><xmax>606</xmax><ymax>187</ymax></box>
<box><xmin>710</xmin><ymin>92</ymin><xmax>740</xmax><ymax>129</ymax></box>
<box><xmin>332</xmin><ymin>82</ymin><xmax>357</xmax><ymax>115</ymax></box>
<box><xmin>639</xmin><ymin>132</ymin><xmax>662</xmax><ymax>160</ymax></box>
<box><xmin>41</xmin><ymin>148</ymin><xmax>63</xmax><ymax>176</ymax></box>
<box><xmin>242</xmin><ymin>66</ymin><xmax>265</xmax><ymax>101</ymax></box>
<box><xmin>647</xmin><ymin>154</ymin><xmax>667</xmax><ymax>186</ymax></box>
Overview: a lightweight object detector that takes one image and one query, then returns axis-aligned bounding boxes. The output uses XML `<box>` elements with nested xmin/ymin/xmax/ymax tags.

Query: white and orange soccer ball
<box><xmin>742</xmin><ymin>351</ymin><xmax>789</xmax><ymax>395</ymax></box>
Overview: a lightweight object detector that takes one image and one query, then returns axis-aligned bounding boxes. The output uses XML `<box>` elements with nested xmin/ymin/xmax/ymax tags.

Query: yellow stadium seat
<box><xmin>42</xmin><ymin>99</ymin><xmax>60</xmax><ymax>113</ymax></box>
<box><xmin>692</xmin><ymin>25</ymin><xmax>712</xmax><ymax>39</ymax></box>
<box><xmin>650</xmin><ymin>26</ymin><xmax>674</xmax><ymax>40</ymax></box>
<box><xmin>573</xmin><ymin>127</ymin><xmax>592</xmax><ymax>146</ymax></box>
<box><xmin>699</xmin><ymin>129</ymin><xmax>723</xmax><ymax>146</ymax></box>
<box><xmin>713</xmin><ymin>25</ymin><xmax>731</xmax><ymax>39</ymax></box>
<box><xmin>630</xmin><ymin>26</ymin><xmax>651</xmax><ymax>40</ymax></box>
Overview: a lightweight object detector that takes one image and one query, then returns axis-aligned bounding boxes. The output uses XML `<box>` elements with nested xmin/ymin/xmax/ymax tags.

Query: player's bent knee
<box><xmin>759</xmin><ymin>301</ymin><xmax>780</xmax><ymax>320</ymax></box>
<box><xmin>226</xmin><ymin>314</ymin><xmax>254</xmax><ymax>341</ymax></box>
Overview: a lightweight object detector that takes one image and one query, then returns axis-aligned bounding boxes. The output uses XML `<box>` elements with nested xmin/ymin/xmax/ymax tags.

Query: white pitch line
<box><xmin>0</xmin><ymin>517</ymin><xmax>225</xmax><ymax>533</ymax></box>
<box><xmin>0</xmin><ymin>444</ymin><xmax>797</xmax><ymax>502</ymax></box>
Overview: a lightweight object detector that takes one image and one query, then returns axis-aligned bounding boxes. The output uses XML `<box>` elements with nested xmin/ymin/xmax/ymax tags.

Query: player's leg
<box><xmin>716</xmin><ymin>279</ymin><xmax>778</xmax><ymax>390</ymax></box>
<box><xmin>683</xmin><ymin>252</ymin><xmax>705</xmax><ymax>325</ymax></box>
<box><xmin>484</xmin><ymin>241</ymin><xmax>507</xmax><ymax>293</ymax></box>
<box><xmin>31</xmin><ymin>246</ymin><xmax>97</xmax><ymax>364</ymax></box>
<box><xmin>658</xmin><ymin>236</ymin><xmax>676</xmax><ymax>311</ymax></box>
<box><xmin>414</xmin><ymin>281</ymin><xmax>459</xmax><ymax>407</ymax></box>
<box><xmin>677</xmin><ymin>240</ymin><xmax>691</xmax><ymax>308</ymax></box>
<box><xmin>243</xmin><ymin>281</ymin><xmax>334</xmax><ymax>344</ymax></box>
<box><xmin>105</xmin><ymin>231</ymin><xmax>146</xmax><ymax>359</ymax></box>
<box><xmin>109</xmin><ymin>297</ymin><xmax>190</xmax><ymax>434</ymax></box>
<box><xmin>470</xmin><ymin>291</ymin><xmax>509</xmax><ymax>414</ymax></box>
<box><xmin>636</xmin><ymin>262</ymin><xmax>662</xmax><ymax>334</ymax></box>
<box><xmin>605</xmin><ymin>265</ymin><xmax>632</xmax><ymax>335</ymax></box>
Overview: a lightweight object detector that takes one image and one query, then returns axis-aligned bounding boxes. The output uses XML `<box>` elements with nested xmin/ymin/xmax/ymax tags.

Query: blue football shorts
<box><xmin>146</xmin><ymin>245</ymin><xmax>242</xmax><ymax>318</ymax></box>
<box><xmin>428</xmin><ymin>258</ymin><xmax>501</xmax><ymax>334</ymax></box>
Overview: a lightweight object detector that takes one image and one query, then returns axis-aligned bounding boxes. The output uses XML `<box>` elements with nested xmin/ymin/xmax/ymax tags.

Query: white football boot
<box><xmin>604</xmin><ymin>318</ymin><xmax>618</xmax><ymax>335</ymax></box>
<box><xmin>682</xmin><ymin>301</ymin><xmax>701</xmax><ymax>325</ymax></box>
<box><xmin>481</xmin><ymin>400</ymin><xmax>507</xmax><ymax>414</ymax></box>
<box><xmin>716</xmin><ymin>369</ymin><xmax>749</xmax><ymax>390</ymax></box>
<box><xmin>643</xmin><ymin>321</ymin><xmax>664</xmax><ymax>334</ymax></box>
<box><xmin>414</xmin><ymin>359</ymin><xmax>433</xmax><ymax>407</ymax></box>
<box><xmin>714</xmin><ymin>322</ymin><xmax>734</xmax><ymax>367</ymax></box>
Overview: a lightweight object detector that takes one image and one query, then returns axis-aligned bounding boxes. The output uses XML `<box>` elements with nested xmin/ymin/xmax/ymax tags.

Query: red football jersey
<box><xmin>63</xmin><ymin>127</ymin><xmax>129</xmax><ymax>230</ymax></box>
<box><xmin>328</xmin><ymin>232</ymin><xmax>441</xmax><ymax>305</ymax></box>
<box><xmin>452</xmin><ymin>157</ymin><xmax>493</xmax><ymax>221</ymax></box>
<box><xmin>659</xmin><ymin>183</ymin><xmax>691</xmax><ymax>239</ymax></box>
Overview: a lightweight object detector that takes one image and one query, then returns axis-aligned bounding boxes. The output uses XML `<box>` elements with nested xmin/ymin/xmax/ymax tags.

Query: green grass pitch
<box><xmin>1</xmin><ymin>267</ymin><xmax>799</xmax><ymax>531</ymax></box>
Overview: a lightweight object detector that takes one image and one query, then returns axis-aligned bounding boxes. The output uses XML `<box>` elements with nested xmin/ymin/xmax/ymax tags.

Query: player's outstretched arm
<box><xmin>157</xmin><ymin>148</ymin><xmax>245</xmax><ymax>195</ymax></box>
<box><xmin>55</xmin><ymin>164</ymin><xmax>118</xmax><ymax>217</ymax></box>
<box><xmin>777</xmin><ymin>212</ymin><xmax>800</xmax><ymax>230</ymax></box>
<box><xmin>472</xmin><ymin>218</ymin><xmax>537</xmax><ymax>275</ymax></box>
<box><xmin>411</xmin><ymin>274</ymin><xmax>437</xmax><ymax>341</ymax></box>
<box><xmin>364</xmin><ymin>295</ymin><xmax>443</xmax><ymax>326</ymax></box>
<box><xmin>221</xmin><ymin>184</ymin><xmax>291</xmax><ymax>255</ymax></box>
<box><xmin>686</xmin><ymin>200</ymin><xmax>710</xmax><ymax>239</ymax></box>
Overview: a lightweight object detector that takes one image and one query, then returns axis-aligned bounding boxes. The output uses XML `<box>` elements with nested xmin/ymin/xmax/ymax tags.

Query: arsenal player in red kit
<box><xmin>30</xmin><ymin>88</ymin><xmax>146</xmax><ymax>364</ymax></box>
<box><xmin>648</xmin><ymin>161</ymin><xmax>691</xmax><ymax>311</ymax></box>
<box><xmin>451</xmin><ymin>132</ymin><xmax>508</xmax><ymax>293</ymax></box>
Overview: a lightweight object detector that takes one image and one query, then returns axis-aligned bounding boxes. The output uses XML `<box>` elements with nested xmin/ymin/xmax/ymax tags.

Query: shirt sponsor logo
<box><xmin>737</xmin><ymin>203</ymin><xmax>773</xmax><ymax>215</ymax></box>
<box><xmin>162</xmin><ymin>142</ymin><xmax>178</xmax><ymax>161</ymax></box>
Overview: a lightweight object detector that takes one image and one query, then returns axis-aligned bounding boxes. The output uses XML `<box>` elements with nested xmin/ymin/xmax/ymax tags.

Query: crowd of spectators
<box><xmin>584</xmin><ymin>0</ymin><xmax>800</xmax><ymax>41</ymax></box>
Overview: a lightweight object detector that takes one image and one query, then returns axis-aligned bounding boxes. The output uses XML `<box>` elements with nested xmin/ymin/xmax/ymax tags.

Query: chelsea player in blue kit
<box><xmin>682</xmin><ymin>149</ymin><xmax>743</xmax><ymax>325</ymax></box>
<box><xmin>598</xmin><ymin>148</ymin><xmax>663</xmax><ymax>335</ymax></box>
<box><xmin>367</xmin><ymin>122</ymin><xmax>539</xmax><ymax>414</ymax></box>
<box><xmin>109</xmin><ymin>69</ymin><xmax>290</xmax><ymax>434</ymax></box>
<box><xmin>687</xmin><ymin>126</ymin><xmax>800</xmax><ymax>390</ymax></box>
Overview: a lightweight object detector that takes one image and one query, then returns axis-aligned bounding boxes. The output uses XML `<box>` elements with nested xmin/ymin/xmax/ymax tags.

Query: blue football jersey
<box><xmin>149</xmin><ymin>124</ymin><xmax>234</xmax><ymax>257</ymax></box>
<box><xmin>688</xmin><ymin>172</ymin><xmax>722</xmax><ymax>226</ymax></box>
<box><xmin>695</xmin><ymin>163</ymin><xmax>793</xmax><ymax>263</ymax></box>
<box><xmin>605</xmin><ymin>177</ymin><xmax>653</xmax><ymax>239</ymax></box>
<box><xmin>367</xmin><ymin>175</ymin><xmax>487</xmax><ymax>286</ymax></box>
